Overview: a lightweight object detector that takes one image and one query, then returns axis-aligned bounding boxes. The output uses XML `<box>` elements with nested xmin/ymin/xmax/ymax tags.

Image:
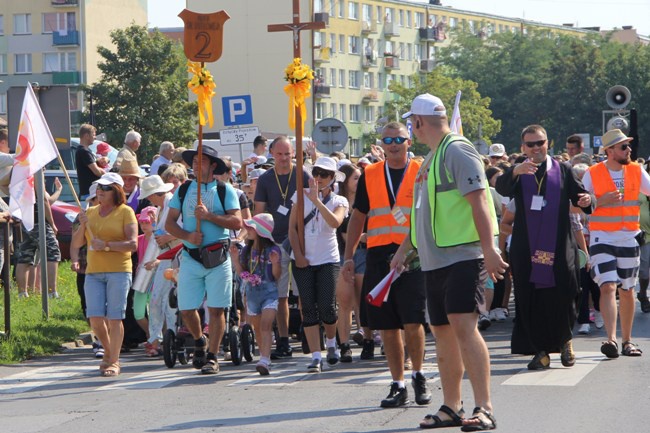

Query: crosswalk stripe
<box><xmin>97</xmin><ymin>367</ymin><xmax>206</xmax><ymax>390</ymax></box>
<box><xmin>501</xmin><ymin>352</ymin><xmax>603</xmax><ymax>387</ymax></box>
<box><xmin>364</xmin><ymin>364</ymin><xmax>439</xmax><ymax>386</ymax></box>
<box><xmin>0</xmin><ymin>362</ymin><xmax>97</xmax><ymax>394</ymax></box>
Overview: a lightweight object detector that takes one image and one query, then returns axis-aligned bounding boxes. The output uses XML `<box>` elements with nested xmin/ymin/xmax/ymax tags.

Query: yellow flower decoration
<box><xmin>283</xmin><ymin>58</ymin><xmax>314</xmax><ymax>131</ymax></box>
<box><xmin>187</xmin><ymin>61</ymin><xmax>216</xmax><ymax>128</ymax></box>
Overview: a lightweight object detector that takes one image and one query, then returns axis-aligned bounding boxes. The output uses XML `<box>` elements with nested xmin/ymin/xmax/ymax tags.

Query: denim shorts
<box><xmin>353</xmin><ymin>248</ymin><xmax>367</xmax><ymax>274</ymax></box>
<box><xmin>245</xmin><ymin>281</ymin><xmax>279</xmax><ymax>316</ymax></box>
<box><xmin>177</xmin><ymin>250</ymin><xmax>233</xmax><ymax>310</ymax></box>
<box><xmin>84</xmin><ymin>272</ymin><xmax>132</xmax><ymax>320</ymax></box>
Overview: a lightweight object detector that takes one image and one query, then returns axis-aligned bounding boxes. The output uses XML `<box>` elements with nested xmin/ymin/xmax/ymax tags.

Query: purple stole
<box><xmin>521</xmin><ymin>157</ymin><xmax>561</xmax><ymax>288</ymax></box>
<box><xmin>127</xmin><ymin>186</ymin><xmax>140</xmax><ymax>213</ymax></box>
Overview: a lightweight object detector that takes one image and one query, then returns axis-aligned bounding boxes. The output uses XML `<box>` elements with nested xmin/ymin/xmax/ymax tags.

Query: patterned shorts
<box><xmin>16</xmin><ymin>223</ymin><xmax>61</xmax><ymax>264</ymax></box>
<box><xmin>589</xmin><ymin>239</ymin><xmax>640</xmax><ymax>290</ymax></box>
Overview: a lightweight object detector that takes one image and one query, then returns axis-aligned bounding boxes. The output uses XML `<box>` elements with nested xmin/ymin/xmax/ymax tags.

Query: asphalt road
<box><xmin>1</xmin><ymin>305</ymin><xmax>649</xmax><ymax>433</ymax></box>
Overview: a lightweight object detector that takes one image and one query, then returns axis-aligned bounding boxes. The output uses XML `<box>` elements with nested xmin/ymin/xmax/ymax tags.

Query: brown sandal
<box><xmin>101</xmin><ymin>362</ymin><xmax>121</xmax><ymax>377</ymax></box>
<box><xmin>99</xmin><ymin>361</ymin><xmax>110</xmax><ymax>373</ymax></box>
<box><xmin>621</xmin><ymin>341</ymin><xmax>643</xmax><ymax>357</ymax></box>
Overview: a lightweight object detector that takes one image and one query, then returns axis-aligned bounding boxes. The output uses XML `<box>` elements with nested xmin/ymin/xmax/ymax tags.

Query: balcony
<box><xmin>420</xmin><ymin>60</ymin><xmax>436</xmax><ymax>73</ymax></box>
<box><xmin>384</xmin><ymin>56</ymin><xmax>400</xmax><ymax>69</ymax></box>
<box><xmin>51</xmin><ymin>0</ymin><xmax>79</xmax><ymax>6</ymax></box>
<box><xmin>384</xmin><ymin>21</ymin><xmax>399</xmax><ymax>37</ymax></box>
<box><xmin>361</xmin><ymin>20</ymin><xmax>377</xmax><ymax>34</ymax></box>
<box><xmin>313</xmin><ymin>47</ymin><xmax>331</xmax><ymax>63</ymax></box>
<box><xmin>314</xmin><ymin>12</ymin><xmax>329</xmax><ymax>26</ymax></box>
<box><xmin>362</xmin><ymin>56</ymin><xmax>377</xmax><ymax>68</ymax></box>
<box><xmin>362</xmin><ymin>89</ymin><xmax>379</xmax><ymax>103</ymax></box>
<box><xmin>52</xmin><ymin>71</ymin><xmax>81</xmax><ymax>85</ymax></box>
<box><xmin>314</xmin><ymin>85</ymin><xmax>331</xmax><ymax>98</ymax></box>
<box><xmin>419</xmin><ymin>27</ymin><xmax>438</xmax><ymax>41</ymax></box>
<box><xmin>53</xmin><ymin>30</ymin><xmax>79</xmax><ymax>46</ymax></box>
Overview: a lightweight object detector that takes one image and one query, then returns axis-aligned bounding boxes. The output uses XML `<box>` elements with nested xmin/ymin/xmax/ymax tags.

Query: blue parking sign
<box><xmin>593</xmin><ymin>136</ymin><xmax>602</xmax><ymax>148</ymax></box>
<box><xmin>222</xmin><ymin>95</ymin><xmax>253</xmax><ymax>126</ymax></box>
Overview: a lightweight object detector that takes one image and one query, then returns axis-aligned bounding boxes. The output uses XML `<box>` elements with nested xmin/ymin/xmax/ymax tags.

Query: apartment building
<box><xmin>190</xmin><ymin>0</ymin><xmax>592</xmax><ymax>155</ymax></box>
<box><xmin>0</xmin><ymin>0</ymin><xmax>147</xmax><ymax>126</ymax></box>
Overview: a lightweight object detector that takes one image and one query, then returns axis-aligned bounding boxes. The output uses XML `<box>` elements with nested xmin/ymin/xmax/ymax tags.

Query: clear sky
<box><xmin>147</xmin><ymin>0</ymin><xmax>650</xmax><ymax>36</ymax></box>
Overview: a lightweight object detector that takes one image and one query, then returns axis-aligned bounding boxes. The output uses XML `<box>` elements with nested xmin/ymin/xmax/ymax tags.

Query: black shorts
<box><xmin>360</xmin><ymin>248</ymin><xmax>426</xmax><ymax>330</ymax></box>
<box><xmin>426</xmin><ymin>259</ymin><xmax>487</xmax><ymax>326</ymax></box>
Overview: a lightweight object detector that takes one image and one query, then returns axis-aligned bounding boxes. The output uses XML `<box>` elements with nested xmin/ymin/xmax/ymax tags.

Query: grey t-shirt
<box><xmin>414</xmin><ymin>140</ymin><xmax>486</xmax><ymax>271</ymax></box>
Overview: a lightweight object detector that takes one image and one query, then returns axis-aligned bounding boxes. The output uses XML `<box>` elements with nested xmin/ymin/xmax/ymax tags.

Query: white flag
<box><xmin>9</xmin><ymin>84</ymin><xmax>59</xmax><ymax>230</ymax></box>
<box><xmin>450</xmin><ymin>90</ymin><xmax>463</xmax><ymax>135</ymax></box>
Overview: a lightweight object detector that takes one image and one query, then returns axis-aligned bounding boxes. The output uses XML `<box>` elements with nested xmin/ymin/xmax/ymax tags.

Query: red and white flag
<box><xmin>366</xmin><ymin>268</ymin><xmax>400</xmax><ymax>307</ymax></box>
<box><xmin>9</xmin><ymin>84</ymin><xmax>59</xmax><ymax>230</ymax></box>
<box><xmin>450</xmin><ymin>90</ymin><xmax>463</xmax><ymax>135</ymax></box>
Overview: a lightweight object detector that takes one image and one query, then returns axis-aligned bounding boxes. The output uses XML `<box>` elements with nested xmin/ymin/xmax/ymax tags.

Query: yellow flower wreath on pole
<box><xmin>284</xmin><ymin>58</ymin><xmax>314</xmax><ymax>131</ymax></box>
<box><xmin>187</xmin><ymin>61</ymin><xmax>216</xmax><ymax>128</ymax></box>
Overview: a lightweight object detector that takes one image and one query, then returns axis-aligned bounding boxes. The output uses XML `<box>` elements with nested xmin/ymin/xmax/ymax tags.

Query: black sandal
<box><xmin>461</xmin><ymin>407</ymin><xmax>496</xmax><ymax>432</ymax></box>
<box><xmin>192</xmin><ymin>335</ymin><xmax>208</xmax><ymax>369</ymax></box>
<box><xmin>621</xmin><ymin>341</ymin><xmax>643</xmax><ymax>357</ymax></box>
<box><xmin>419</xmin><ymin>405</ymin><xmax>464</xmax><ymax>429</ymax></box>
<box><xmin>600</xmin><ymin>340</ymin><xmax>619</xmax><ymax>359</ymax></box>
<box><xmin>200</xmin><ymin>359</ymin><xmax>220</xmax><ymax>374</ymax></box>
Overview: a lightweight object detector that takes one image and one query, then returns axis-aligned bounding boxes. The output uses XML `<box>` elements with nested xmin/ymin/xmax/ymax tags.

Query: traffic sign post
<box><xmin>312</xmin><ymin>118</ymin><xmax>348</xmax><ymax>155</ymax></box>
<box><xmin>222</xmin><ymin>95</ymin><xmax>253</xmax><ymax>126</ymax></box>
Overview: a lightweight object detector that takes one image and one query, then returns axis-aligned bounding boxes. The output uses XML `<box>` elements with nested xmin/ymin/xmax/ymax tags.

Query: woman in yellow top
<box><xmin>72</xmin><ymin>173</ymin><xmax>138</xmax><ymax>377</ymax></box>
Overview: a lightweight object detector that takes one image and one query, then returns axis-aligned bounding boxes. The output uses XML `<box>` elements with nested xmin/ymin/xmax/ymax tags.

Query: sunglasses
<box><xmin>381</xmin><ymin>136</ymin><xmax>408</xmax><ymax>145</ymax></box>
<box><xmin>312</xmin><ymin>167</ymin><xmax>334</xmax><ymax>178</ymax></box>
<box><xmin>524</xmin><ymin>140</ymin><xmax>546</xmax><ymax>148</ymax></box>
<box><xmin>617</xmin><ymin>144</ymin><xmax>630</xmax><ymax>151</ymax></box>
<box><xmin>98</xmin><ymin>184</ymin><xmax>114</xmax><ymax>191</ymax></box>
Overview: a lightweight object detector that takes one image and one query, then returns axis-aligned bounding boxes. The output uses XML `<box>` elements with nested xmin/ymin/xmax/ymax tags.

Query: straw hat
<box><xmin>601</xmin><ymin>129</ymin><xmax>633</xmax><ymax>150</ymax></box>
<box><xmin>118</xmin><ymin>158</ymin><xmax>144</xmax><ymax>178</ymax></box>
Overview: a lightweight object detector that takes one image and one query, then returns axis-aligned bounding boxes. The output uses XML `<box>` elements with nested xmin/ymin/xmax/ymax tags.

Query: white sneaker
<box><xmin>488</xmin><ymin>309</ymin><xmax>498</xmax><ymax>321</ymax></box>
<box><xmin>593</xmin><ymin>311</ymin><xmax>604</xmax><ymax>329</ymax></box>
<box><xmin>494</xmin><ymin>308</ymin><xmax>508</xmax><ymax>321</ymax></box>
<box><xmin>578</xmin><ymin>323</ymin><xmax>591</xmax><ymax>335</ymax></box>
<box><xmin>478</xmin><ymin>314</ymin><xmax>491</xmax><ymax>330</ymax></box>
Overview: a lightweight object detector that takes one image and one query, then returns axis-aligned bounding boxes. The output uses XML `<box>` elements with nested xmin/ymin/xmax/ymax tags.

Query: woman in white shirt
<box><xmin>289</xmin><ymin>157</ymin><xmax>349</xmax><ymax>373</ymax></box>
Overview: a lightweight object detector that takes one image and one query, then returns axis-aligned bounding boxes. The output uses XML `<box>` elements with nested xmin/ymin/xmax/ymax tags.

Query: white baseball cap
<box><xmin>489</xmin><ymin>143</ymin><xmax>506</xmax><ymax>157</ymax></box>
<box><xmin>402</xmin><ymin>93</ymin><xmax>446</xmax><ymax>118</ymax></box>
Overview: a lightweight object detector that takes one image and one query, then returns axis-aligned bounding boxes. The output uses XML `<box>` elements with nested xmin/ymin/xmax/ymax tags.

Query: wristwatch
<box><xmin>104</xmin><ymin>242</ymin><xmax>110</xmax><ymax>252</ymax></box>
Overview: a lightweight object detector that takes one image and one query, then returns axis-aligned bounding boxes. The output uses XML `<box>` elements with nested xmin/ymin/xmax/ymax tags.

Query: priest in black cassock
<box><xmin>495</xmin><ymin>125</ymin><xmax>594</xmax><ymax>370</ymax></box>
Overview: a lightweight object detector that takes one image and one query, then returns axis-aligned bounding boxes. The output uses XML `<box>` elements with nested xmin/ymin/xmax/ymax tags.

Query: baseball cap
<box><xmin>95</xmin><ymin>172</ymin><xmax>124</xmax><ymax>187</ymax></box>
<box><xmin>489</xmin><ymin>143</ymin><xmax>506</xmax><ymax>157</ymax></box>
<box><xmin>402</xmin><ymin>93</ymin><xmax>446</xmax><ymax>118</ymax></box>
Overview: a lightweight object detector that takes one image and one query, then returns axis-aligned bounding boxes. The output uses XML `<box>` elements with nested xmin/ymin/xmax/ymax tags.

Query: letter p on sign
<box><xmin>222</xmin><ymin>95</ymin><xmax>253</xmax><ymax>126</ymax></box>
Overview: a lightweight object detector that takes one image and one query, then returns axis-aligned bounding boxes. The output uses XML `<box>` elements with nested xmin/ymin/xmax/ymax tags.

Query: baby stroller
<box><xmin>221</xmin><ymin>275</ymin><xmax>256</xmax><ymax>366</ymax></box>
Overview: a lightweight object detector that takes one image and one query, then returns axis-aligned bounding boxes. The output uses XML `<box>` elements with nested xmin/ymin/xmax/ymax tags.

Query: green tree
<box><xmin>387</xmin><ymin>69</ymin><xmax>501</xmax><ymax>155</ymax></box>
<box><xmin>87</xmin><ymin>24</ymin><xmax>196</xmax><ymax>163</ymax></box>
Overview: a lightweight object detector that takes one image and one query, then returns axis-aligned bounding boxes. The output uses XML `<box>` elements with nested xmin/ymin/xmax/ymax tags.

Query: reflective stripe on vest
<box><xmin>365</xmin><ymin>160</ymin><xmax>420</xmax><ymax>248</ymax></box>
<box><xmin>588</xmin><ymin>161</ymin><xmax>641</xmax><ymax>232</ymax></box>
<box><xmin>410</xmin><ymin>133</ymin><xmax>498</xmax><ymax>248</ymax></box>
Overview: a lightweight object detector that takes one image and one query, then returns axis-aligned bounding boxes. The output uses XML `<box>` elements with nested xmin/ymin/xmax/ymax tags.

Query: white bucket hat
<box><xmin>139</xmin><ymin>175</ymin><xmax>174</xmax><ymax>199</ymax></box>
<box><xmin>312</xmin><ymin>156</ymin><xmax>346</xmax><ymax>182</ymax></box>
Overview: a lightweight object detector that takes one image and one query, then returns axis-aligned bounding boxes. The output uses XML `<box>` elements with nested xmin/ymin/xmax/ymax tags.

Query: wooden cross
<box><xmin>268</xmin><ymin>0</ymin><xmax>325</xmax><ymax>253</ymax></box>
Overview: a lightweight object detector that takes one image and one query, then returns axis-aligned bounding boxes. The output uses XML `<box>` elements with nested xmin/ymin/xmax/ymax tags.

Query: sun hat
<box><xmin>337</xmin><ymin>158</ymin><xmax>352</xmax><ymax>169</ymax></box>
<box><xmin>402</xmin><ymin>93</ymin><xmax>446</xmax><ymax>118</ymax></box>
<box><xmin>357</xmin><ymin>157</ymin><xmax>371</xmax><ymax>167</ymax></box>
<box><xmin>312</xmin><ymin>156</ymin><xmax>346</xmax><ymax>182</ymax></box>
<box><xmin>601</xmin><ymin>129</ymin><xmax>633</xmax><ymax>150</ymax></box>
<box><xmin>96</xmin><ymin>142</ymin><xmax>110</xmax><ymax>155</ymax></box>
<box><xmin>248</xmin><ymin>168</ymin><xmax>266</xmax><ymax>181</ymax></box>
<box><xmin>253</xmin><ymin>155</ymin><xmax>268</xmax><ymax>167</ymax></box>
<box><xmin>96</xmin><ymin>172</ymin><xmax>124</xmax><ymax>187</ymax></box>
<box><xmin>139</xmin><ymin>175</ymin><xmax>173</xmax><ymax>199</ymax></box>
<box><xmin>181</xmin><ymin>146</ymin><xmax>227</xmax><ymax>174</ymax></box>
<box><xmin>86</xmin><ymin>183</ymin><xmax>98</xmax><ymax>202</ymax></box>
<box><xmin>489</xmin><ymin>143</ymin><xmax>506</xmax><ymax>157</ymax></box>
<box><xmin>243</xmin><ymin>213</ymin><xmax>275</xmax><ymax>241</ymax></box>
<box><xmin>118</xmin><ymin>158</ymin><xmax>144</xmax><ymax>178</ymax></box>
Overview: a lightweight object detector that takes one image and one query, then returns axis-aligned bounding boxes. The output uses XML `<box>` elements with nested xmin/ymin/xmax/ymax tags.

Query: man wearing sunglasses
<box><xmin>496</xmin><ymin>125</ymin><xmax>593</xmax><ymax>373</ymax></box>
<box><xmin>580</xmin><ymin>128</ymin><xmax>648</xmax><ymax>358</ymax></box>
<box><xmin>392</xmin><ymin>93</ymin><xmax>505</xmax><ymax>431</ymax></box>
<box><xmin>343</xmin><ymin>121</ymin><xmax>429</xmax><ymax>409</ymax></box>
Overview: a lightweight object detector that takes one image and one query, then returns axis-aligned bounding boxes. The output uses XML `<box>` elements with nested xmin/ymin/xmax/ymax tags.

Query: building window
<box><xmin>316</xmin><ymin>102</ymin><xmax>326</xmax><ymax>121</ymax></box>
<box><xmin>0</xmin><ymin>54</ymin><xmax>6</xmax><ymax>74</ymax></box>
<box><xmin>384</xmin><ymin>8</ymin><xmax>393</xmax><ymax>23</ymax></box>
<box><xmin>43</xmin><ymin>52</ymin><xmax>77</xmax><ymax>72</ymax></box>
<box><xmin>406</xmin><ymin>11</ymin><xmax>412</xmax><ymax>28</ymax></box>
<box><xmin>376</xmin><ymin>6</ymin><xmax>382</xmax><ymax>23</ymax></box>
<box><xmin>0</xmin><ymin>15</ymin><xmax>4</xmax><ymax>35</ymax></box>
<box><xmin>348</xmin><ymin>36</ymin><xmax>359</xmax><ymax>54</ymax></box>
<box><xmin>330</xmin><ymin>103</ymin><xmax>337</xmax><ymax>118</ymax></box>
<box><xmin>13</xmin><ymin>14</ymin><xmax>32</xmax><ymax>35</ymax></box>
<box><xmin>338</xmin><ymin>0</ymin><xmax>345</xmax><ymax>18</ymax></box>
<box><xmin>330</xmin><ymin>68</ymin><xmax>337</xmax><ymax>87</ymax></box>
<box><xmin>349</xmin><ymin>70</ymin><xmax>359</xmax><ymax>88</ymax></box>
<box><xmin>339</xmin><ymin>69</ymin><xmax>345</xmax><ymax>87</ymax></box>
<box><xmin>329</xmin><ymin>33</ymin><xmax>336</xmax><ymax>51</ymax></box>
<box><xmin>340</xmin><ymin>104</ymin><xmax>346</xmax><ymax>122</ymax></box>
<box><xmin>350</xmin><ymin>104</ymin><xmax>360</xmax><ymax>122</ymax></box>
<box><xmin>15</xmin><ymin>53</ymin><xmax>32</xmax><ymax>74</ymax></box>
<box><xmin>362</xmin><ymin>4</ymin><xmax>372</xmax><ymax>23</ymax></box>
<box><xmin>398</xmin><ymin>10</ymin><xmax>404</xmax><ymax>27</ymax></box>
<box><xmin>314</xmin><ymin>0</ymin><xmax>325</xmax><ymax>13</ymax></box>
<box><xmin>399</xmin><ymin>42</ymin><xmax>405</xmax><ymax>59</ymax></box>
<box><xmin>43</xmin><ymin>12</ymin><xmax>75</xmax><ymax>34</ymax></box>
<box><xmin>414</xmin><ymin>44</ymin><xmax>421</xmax><ymax>61</ymax></box>
<box><xmin>415</xmin><ymin>12</ymin><xmax>424</xmax><ymax>28</ymax></box>
<box><xmin>329</xmin><ymin>0</ymin><xmax>336</xmax><ymax>17</ymax></box>
<box><xmin>378</xmin><ymin>72</ymin><xmax>385</xmax><ymax>90</ymax></box>
<box><xmin>351</xmin><ymin>138</ymin><xmax>360</xmax><ymax>155</ymax></box>
<box><xmin>0</xmin><ymin>93</ymin><xmax>7</xmax><ymax>115</ymax></box>
<box><xmin>363</xmin><ymin>72</ymin><xmax>371</xmax><ymax>88</ymax></box>
<box><xmin>314</xmin><ymin>31</ymin><xmax>325</xmax><ymax>47</ymax></box>
<box><xmin>339</xmin><ymin>34</ymin><xmax>345</xmax><ymax>53</ymax></box>
<box><xmin>450</xmin><ymin>17</ymin><xmax>458</xmax><ymax>28</ymax></box>
<box><xmin>364</xmin><ymin>106</ymin><xmax>374</xmax><ymax>123</ymax></box>
<box><xmin>348</xmin><ymin>2</ymin><xmax>358</xmax><ymax>20</ymax></box>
